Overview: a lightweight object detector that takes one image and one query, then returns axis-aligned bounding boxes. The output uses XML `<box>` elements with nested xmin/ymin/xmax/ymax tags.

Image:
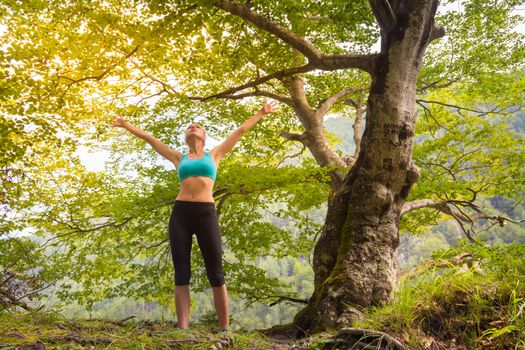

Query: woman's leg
<box><xmin>212</xmin><ymin>283</ymin><xmax>229</xmax><ymax>329</ymax></box>
<box><xmin>175</xmin><ymin>285</ymin><xmax>191</xmax><ymax>329</ymax></box>
<box><xmin>169</xmin><ymin>203</ymin><xmax>194</xmax><ymax>328</ymax></box>
<box><xmin>194</xmin><ymin>206</ymin><xmax>229</xmax><ymax>329</ymax></box>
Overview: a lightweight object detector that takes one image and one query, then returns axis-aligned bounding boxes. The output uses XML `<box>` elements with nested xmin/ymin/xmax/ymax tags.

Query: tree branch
<box><xmin>188</xmin><ymin>1</ymin><xmax>381</xmax><ymax>102</ymax></box>
<box><xmin>40</xmin><ymin>214</ymin><xmax>134</xmax><ymax>247</ymax></box>
<box><xmin>401</xmin><ymin>198</ymin><xmax>445</xmax><ymax>215</ymax></box>
<box><xmin>417</xmin><ymin>100</ymin><xmax>452</xmax><ymax>134</ymax></box>
<box><xmin>194</xmin><ymin>63</ymin><xmax>314</xmax><ymax>101</ymax></box>
<box><xmin>212</xmin><ymin>0</ymin><xmax>377</xmax><ymax>74</ymax></box>
<box><xmin>316</xmin><ymin>53</ymin><xmax>379</xmax><ymax>72</ymax></box>
<box><xmin>429</xmin><ymin>24</ymin><xmax>446</xmax><ymax>42</ymax></box>
<box><xmin>368</xmin><ymin>0</ymin><xmax>397</xmax><ymax>32</ymax></box>
<box><xmin>276</xmin><ymin>142</ymin><xmax>308</xmax><ymax>168</ymax></box>
<box><xmin>401</xmin><ymin>197</ymin><xmax>525</xmax><ymax>242</ymax></box>
<box><xmin>316</xmin><ymin>87</ymin><xmax>363</xmax><ymax>117</ymax></box>
<box><xmin>213</xmin><ymin>0</ymin><xmax>322</xmax><ymax>61</ymax></box>
<box><xmin>417</xmin><ymin>77</ymin><xmax>460</xmax><ymax>94</ymax></box>
<box><xmin>279</xmin><ymin>130</ymin><xmax>305</xmax><ymax>142</ymax></box>
<box><xmin>417</xmin><ymin>99</ymin><xmax>514</xmax><ymax>116</ymax></box>
<box><xmin>200</xmin><ymin>89</ymin><xmax>294</xmax><ymax>106</ymax></box>
<box><xmin>245</xmin><ymin>293</ymin><xmax>309</xmax><ymax>307</ymax></box>
<box><xmin>57</xmin><ymin>45</ymin><xmax>140</xmax><ymax>85</ymax></box>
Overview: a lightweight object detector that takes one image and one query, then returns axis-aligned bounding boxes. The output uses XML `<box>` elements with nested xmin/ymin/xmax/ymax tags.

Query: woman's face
<box><xmin>185</xmin><ymin>122</ymin><xmax>206</xmax><ymax>145</ymax></box>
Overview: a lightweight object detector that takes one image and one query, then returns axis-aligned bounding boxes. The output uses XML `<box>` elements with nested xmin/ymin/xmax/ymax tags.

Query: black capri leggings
<box><xmin>168</xmin><ymin>200</ymin><xmax>225</xmax><ymax>287</ymax></box>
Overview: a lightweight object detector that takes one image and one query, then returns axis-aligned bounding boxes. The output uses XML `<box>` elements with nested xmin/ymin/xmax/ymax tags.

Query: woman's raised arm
<box><xmin>211</xmin><ymin>101</ymin><xmax>277</xmax><ymax>160</ymax></box>
<box><xmin>111</xmin><ymin>116</ymin><xmax>182</xmax><ymax>165</ymax></box>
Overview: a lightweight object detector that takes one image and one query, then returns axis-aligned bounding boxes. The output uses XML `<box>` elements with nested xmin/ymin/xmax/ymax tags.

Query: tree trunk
<box><xmin>294</xmin><ymin>1</ymin><xmax>440</xmax><ymax>336</ymax></box>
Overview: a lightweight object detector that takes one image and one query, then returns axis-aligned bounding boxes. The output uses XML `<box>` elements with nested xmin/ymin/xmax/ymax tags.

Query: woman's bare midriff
<box><xmin>176</xmin><ymin>176</ymin><xmax>215</xmax><ymax>203</ymax></box>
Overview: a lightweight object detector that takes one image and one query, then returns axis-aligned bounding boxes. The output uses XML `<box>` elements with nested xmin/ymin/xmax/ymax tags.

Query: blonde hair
<box><xmin>185</xmin><ymin>123</ymin><xmax>206</xmax><ymax>146</ymax></box>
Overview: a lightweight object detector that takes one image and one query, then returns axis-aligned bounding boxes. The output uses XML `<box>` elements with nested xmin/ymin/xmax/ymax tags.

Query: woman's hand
<box><xmin>240</xmin><ymin>100</ymin><xmax>278</xmax><ymax>132</ymax></box>
<box><xmin>260</xmin><ymin>100</ymin><xmax>278</xmax><ymax>115</ymax></box>
<box><xmin>111</xmin><ymin>116</ymin><xmax>128</xmax><ymax>128</ymax></box>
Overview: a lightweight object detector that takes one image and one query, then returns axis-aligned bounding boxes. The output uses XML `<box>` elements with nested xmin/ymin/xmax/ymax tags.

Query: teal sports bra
<box><xmin>177</xmin><ymin>150</ymin><xmax>217</xmax><ymax>182</ymax></box>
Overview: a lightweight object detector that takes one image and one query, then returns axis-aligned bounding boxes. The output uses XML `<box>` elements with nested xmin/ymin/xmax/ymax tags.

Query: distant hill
<box><xmin>323</xmin><ymin>115</ymin><xmax>357</xmax><ymax>156</ymax></box>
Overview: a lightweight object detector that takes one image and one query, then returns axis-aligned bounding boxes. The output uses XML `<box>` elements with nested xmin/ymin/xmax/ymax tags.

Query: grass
<box><xmin>354</xmin><ymin>242</ymin><xmax>525</xmax><ymax>349</ymax></box>
<box><xmin>2</xmin><ymin>241</ymin><xmax>523</xmax><ymax>349</ymax></box>
<box><xmin>0</xmin><ymin>309</ymin><xmax>277</xmax><ymax>349</ymax></box>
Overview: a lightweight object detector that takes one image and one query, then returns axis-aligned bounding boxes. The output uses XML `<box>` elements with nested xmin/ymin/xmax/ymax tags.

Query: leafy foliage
<box><xmin>0</xmin><ymin>0</ymin><xmax>523</xmax><ymax>319</ymax></box>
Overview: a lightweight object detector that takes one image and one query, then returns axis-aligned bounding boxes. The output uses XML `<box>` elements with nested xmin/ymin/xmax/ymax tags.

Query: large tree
<box><xmin>1</xmin><ymin>0</ymin><xmax>524</xmax><ymax>336</ymax></box>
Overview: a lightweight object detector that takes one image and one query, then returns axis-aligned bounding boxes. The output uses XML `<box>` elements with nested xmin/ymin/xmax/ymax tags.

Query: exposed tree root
<box><xmin>5</xmin><ymin>341</ymin><xmax>46</xmax><ymax>349</ymax></box>
<box><xmin>260</xmin><ymin>323</ymin><xmax>407</xmax><ymax>350</ymax></box>
<box><xmin>326</xmin><ymin>327</ymin><xmax>407</xmax><ymax>350</ymax></box>
<box><xmin>40</xmin><ymin>332</ymin><xmax>112</xmax><ymax>346</ymax></box>
<box><xmin>0</xmin><ymin>332</ymin><xmax>26</xmax><ymax>339</ymax></box>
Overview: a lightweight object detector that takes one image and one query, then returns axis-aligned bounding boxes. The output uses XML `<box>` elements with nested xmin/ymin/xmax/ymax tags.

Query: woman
<box><xmin>111</xmin><ymin>100</ymin><xmax>277</xmax><ymax>332</ymax></box>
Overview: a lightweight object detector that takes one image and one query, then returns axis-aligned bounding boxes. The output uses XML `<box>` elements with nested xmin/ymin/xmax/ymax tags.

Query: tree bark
<box><xmin>294</xmin><ymin>0</ymin><xmax>442</xmax><ymax>336</ymax></box>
